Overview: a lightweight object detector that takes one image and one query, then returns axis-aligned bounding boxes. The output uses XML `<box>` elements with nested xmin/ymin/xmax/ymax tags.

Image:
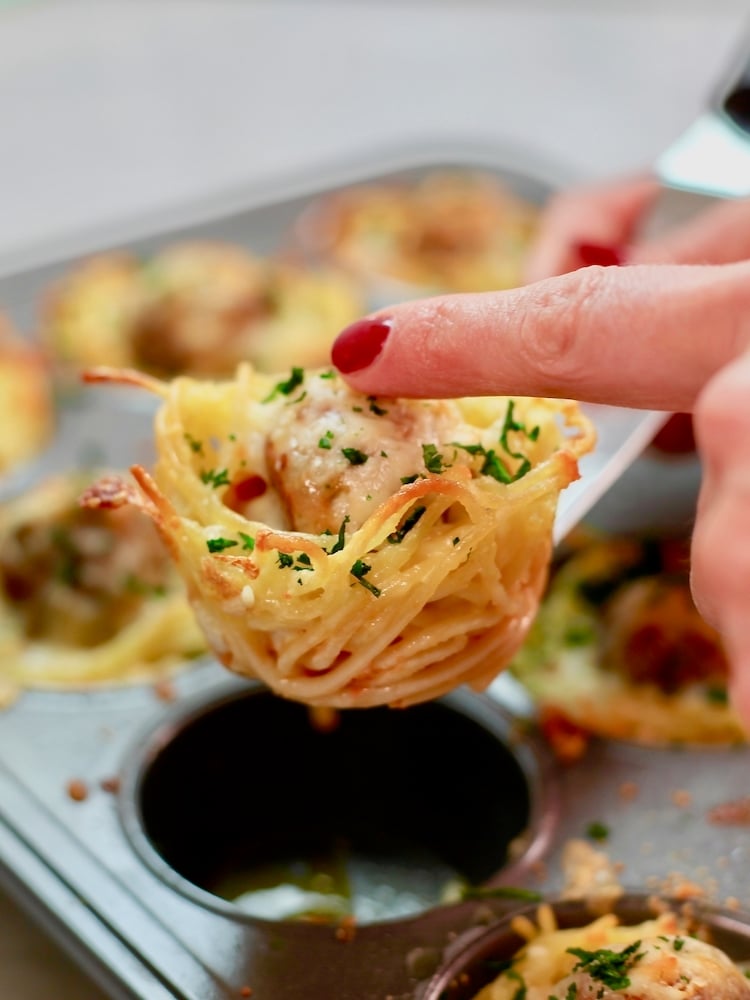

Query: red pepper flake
<box><xmin>539</xmin><ymin>708</ymin><xmax>589</xmax><ymax>764</ymax></box>
<box><xmin>334</xmin><ymin>915</ymin><xmax>357</xmax><ymax>943</ymax></box>
<box><xmin>239</xmin><ymin>987</ymin><xmax>253</xmax><ymax>998</ymax></box>
<box><xmin>66</xmin><ymin>779</ymin><xmax>89</xmax><ymax>802</ymax></box>
<box><xmin>224</xmin><ymin>475</ymin><xmax>267</xmax><ymax>512</ymax></box>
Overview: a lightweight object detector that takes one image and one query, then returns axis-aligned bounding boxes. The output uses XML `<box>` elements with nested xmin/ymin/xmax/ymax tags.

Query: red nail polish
<box><xmin>573</xmin><ymin>241</ymin><xmax>626</xmax><ymax>267</ymax></box>
<box><xmin>331</xmin><ymin>318</ymin><xmax>391</xmax><ymax>374</ymax></box>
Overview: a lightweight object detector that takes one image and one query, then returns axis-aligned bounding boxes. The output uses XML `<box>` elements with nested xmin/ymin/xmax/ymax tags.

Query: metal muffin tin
<box><xmin>0</xmin><ymin>145</ymin><xmax>748</xmax><ymax>1000</ymax></box>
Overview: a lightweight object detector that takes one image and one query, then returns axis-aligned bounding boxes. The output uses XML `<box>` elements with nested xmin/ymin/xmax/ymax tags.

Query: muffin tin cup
<box><xmin>119</xmin><ymin>683</ymin><xmax>560</xmax><ymax>926</ymax></box>
<box><xmin>418</xmin><ymin>892</ymin><xmax>750</xmax><ymax>999</ymax></box>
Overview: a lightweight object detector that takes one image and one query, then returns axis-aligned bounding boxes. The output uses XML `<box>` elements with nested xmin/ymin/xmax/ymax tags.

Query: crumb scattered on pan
<box><xmin>619</xmin><ymin>780</ymin><xmax>639</xmax><ymax>802</ymax></box>
<box><xmin>66</xmin><ymin>778</ymin><xmax>88</xmax><ymax>802</ymax></box>
<box><xmin>153</xmin><ymin>678</ymin><xmax>177</xmax><ymax>702</ymax></box>
<box><xmin>334</xmin><ymin>915</ymin><xmax>357</xmax><ymax>943</ymax></box>
<box><xmin>671</xmin><ymin>788</ymin><xmax>692</xmax><ymax>808</ymax></box>
<box><xmin>560</xmin><ymin>838</ymin><xmax>624</xmax><ymax>914</ymax></box>
<box><xmin>707</xmin><ymin>796</ymin><xmax>750</xmax><ymax>825</ymax></box>
<box><xmin>100</xmin><ymin>776</ymin><xmax>121</xmax><ymax>794</ymax></box>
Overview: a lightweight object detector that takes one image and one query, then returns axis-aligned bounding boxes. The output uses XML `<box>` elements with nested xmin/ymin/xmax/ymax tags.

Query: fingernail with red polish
<box><xmin>573</xmin><ymin>241</ymin><xmax>627</xmax><ymax>268</ymax></box>
<box><xmin>331</xmin><ymin>317</ymin><xmax>391</xmax><ymax>374</ymax></box>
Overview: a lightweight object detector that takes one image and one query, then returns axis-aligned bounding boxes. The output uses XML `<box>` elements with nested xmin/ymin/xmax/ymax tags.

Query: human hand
<box><xmin>330</xmin><ymin>263</ymin><xmax>750</xmax><ymax>727</ymax></box>
<box><xmin>524</xmin><ymin>173</ymin><xmax>750</xmax><ymax>282</ymax></box>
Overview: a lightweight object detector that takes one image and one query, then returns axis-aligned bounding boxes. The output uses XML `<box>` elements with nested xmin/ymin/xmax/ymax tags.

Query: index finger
<box><xmin>331</xmin><ymin>263</ymin><xmax>750</xmax><ymax>411</ymax></box>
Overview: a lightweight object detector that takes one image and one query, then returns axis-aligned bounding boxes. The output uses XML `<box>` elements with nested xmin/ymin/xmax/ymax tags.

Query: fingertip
<box><xmin>331</xmin><ymin>317</ymin><xmax>392</xmax><ymax>375</ymax></box>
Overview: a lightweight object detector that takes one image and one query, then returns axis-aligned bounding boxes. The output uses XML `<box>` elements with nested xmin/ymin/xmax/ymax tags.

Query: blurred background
<box><xmin>1</xmin><ymin>0</ymin><xmax>749</xmax><ymax>995</ymax></box>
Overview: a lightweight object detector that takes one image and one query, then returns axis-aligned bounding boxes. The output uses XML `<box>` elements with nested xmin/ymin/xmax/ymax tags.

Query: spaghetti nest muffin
<box><xmin>296</xmin><ymin>170</ymin><xmax>539</xmax><ymax>295</ymax></box>
<box><xmin>472</xmin><ymin>905</ymin><xmax>750</xmax><ymax>1000</ymax></box>
<box><xmin>41</xmin><ymin>241</ymin><xmax>363</xmax><ymax>379</ymax></box>
<box><xmin>82</xmin><ymin>364</ymin><xmax>594</xmax><ymax>708</ymax></box>
<box><xmin>511</xmin><ymin>532</ymin><xmax>744</xmax><ymax>753</ymax></box>
<box><xmin>0</xmin><ymin>471</ymin><xmax>206</xmax><ymax>704</ymax></box>
<box><xmin>0</xmin><ymin>316</ymin><xmax>53</xmax><ymax>475</ymax></box>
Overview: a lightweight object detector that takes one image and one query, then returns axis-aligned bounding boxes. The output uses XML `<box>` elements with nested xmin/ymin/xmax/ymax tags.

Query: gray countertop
<box><xmin>0</xmin><ymin>1</ymin><xmax>748</xmax><ymax>996</ymax></box>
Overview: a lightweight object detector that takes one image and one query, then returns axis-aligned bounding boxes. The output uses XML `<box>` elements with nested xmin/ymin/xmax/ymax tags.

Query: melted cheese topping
<box><xmin>473</xmin><ymin>910</ymin><xmax>750</xmax><ymax>1000</ymax></box>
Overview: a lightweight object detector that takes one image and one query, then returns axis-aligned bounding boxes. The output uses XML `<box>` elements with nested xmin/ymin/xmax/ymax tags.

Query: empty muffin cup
<box><xmin>121</xmin><ymin>683</ymin><xmax>558</xmax><ymax>924</ymax></box>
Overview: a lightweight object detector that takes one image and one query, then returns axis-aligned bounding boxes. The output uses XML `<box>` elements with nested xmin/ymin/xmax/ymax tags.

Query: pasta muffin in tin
<box><xmin>295</xmin><ymin>170</ymin><xmax>539</xmax><ymax>296</ymax></box>
<box><xmin>82</xmin><ymin>364</ymin><xmax>594</xmax><ymax>709</ymax></box>
<box><xmin>469</xmin><ymin>904</ymin><xmax>750</xmax><ymax>999</ymax></box>
<box><xmin>0</xmin><ymin>317</ymin><xmax>53</xmax><ymax>476</ymax></box>
<box><xmin>0</xmin><ymin>471</ymin><xmax>206</xmax><ymax>704</ymax></box>
<box><xmin>511</xmin><ymin>531</ymin><xmax>744</xmax><ymax>754</ymax></box>
<box><xmin>41</xmin><ymin>241</ymin><xmax>363</xmax><ymax>379</ymax></box>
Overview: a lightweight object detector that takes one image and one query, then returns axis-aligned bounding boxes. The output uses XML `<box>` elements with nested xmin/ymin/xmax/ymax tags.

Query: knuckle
<box><xmin>518</xmin><ymin>268</ymin><xmax>606</xmax><ymax>387</ymax></box>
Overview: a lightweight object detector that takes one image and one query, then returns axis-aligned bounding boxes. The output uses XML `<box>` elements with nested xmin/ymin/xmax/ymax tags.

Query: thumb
<box><xmin>632</xmin><ymin>195</ymin><xmax>750</xmax><ymax>266</ymax></box>
<box><xmin>331</xmin><ymin>263</ymin><xmax>750</xmax><ymax>410</ymax></box>
<box><xmin>524</xmin><ymin>174</ymin><xmax>660</xmax><ymax>283</ymax></box>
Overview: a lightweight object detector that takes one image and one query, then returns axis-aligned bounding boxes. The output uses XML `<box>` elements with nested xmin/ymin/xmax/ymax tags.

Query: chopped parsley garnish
<box><xmin>480</xmin><ymin>447</ymin><xmax>517</xmax><ymax>484</ymax></box>
<box><xmin>123</xmin><ymin>574</ymin><xmax>167</xmax><ymax>598</ymax></box>
<box><xmin>564</xmin><ymin>984</ymin><xmax>578</xmax><ymax>1000</ymax></box>
<box><xmin>318</xmin><ymin>430</ymin><xmax>334</xmax><ymax>450</ymax></box>
<box><xmin>184</xmin><ymin>432</ymin><xmax>204</xmax><ymax>454</ymax></box>
<box><xmin>706</xmin><ymin>686</ymin><xmax>728</xmax><ymax>704</ymax></box>
<box><xmin>328</xmin><ymin>516</ymin><xmax>349</xmax><ymax>554</ymax></box>
<box><xmin>289</xmin><ymin>390</ymin><xmax>307</xmax><ymax>405</ymax></box>
<box><xmin>277</xmin><ymin>551</ymin><xmax>314</xmax><ymax>572</ymax></box>
<box><xmin>341</xmin><ymin>447</ymin><xmax>368</xmax><ymax>466</ymax></box>
<box><xmin>505</xmin><ymin>969</ymin><xmax>527</xmax><ymax>1000</ymax></box>
<box><xmin>238</xmin><ymin>532</ymin><xmax>255</xmax><ymax>552</ymax></box>
<box><xmin>200</xmin><ymin>467</ymin><xmax>231</xmax><ymax>489</ymax></box>
<box><xmin>452</xmin><ymin>441</ymin><xmax>523</xmax><ymax>484</ymax></box>
<box><xmin>564</xmin><ymin>621</ymin><xmax>596</xmax><ymax>647</ymax></box>
<box><xmin>206</xmin><ymin>537</ymin><xmax>238</xmax><ymax>553</ymax></box>
<box><xmin>452</xmin><ymin>537</ymin><xmax>460</xmax><ymax>546</ymax></box>
<box><xmin>350</xmin><ymin>559</ymin><xmax>381</xmax><ymax>597</ymax></box>
<box><xmin>673</xmin><ymin>937</ymin><xmax>685</xmax><ymax>951</ymax></box>
<box><xmin>319</xmin><ymin>370</ymin><xmax>335</xmax><ymax>380</ymax></box>
<box><xmin>451</xmin><ymin>401</ymin><xmax>541</xmax><ymax>485</ymax></box>
<box><xmin>422</xmin><ymin>443</ymin><xmax>447</xmax><ymax>474</ymax></box>
<box><xmin>567</xmin><ymin>940</ymin><xmax>644</xmax><ymax>989</ymax></box>
<box><xmin>586</xmin><ymin>821</ymin><xmax>610</xmax><ymax>842</ymax></box>
<box><xmin>368</xmin><ymin>396</ymin><xmax>388</xmax><ymax>416</ymax></box>
<box><xmin>400</xmin><ymin>474</ymin><xmax>420</xmax><ymax>485</ymax></box>
<box><xmin>498</xmin><ymin>399</ymin><xmax>540</xmax><ymax>478</ymax></box>
<box><xmin>388</xmin><ymin>505</ymin><xmax>426</xmax><ymax>544</ymax></box>
<box><xmin>460</xmin><ymin>885</ymin><xmax>543</xmax><ymax>902</ymax></box>
<box><xmin>263</xmin><ymin>367</ymin><xmax>304</xmax><ymax>402</ymax></box>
